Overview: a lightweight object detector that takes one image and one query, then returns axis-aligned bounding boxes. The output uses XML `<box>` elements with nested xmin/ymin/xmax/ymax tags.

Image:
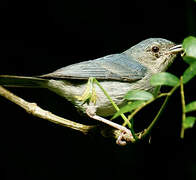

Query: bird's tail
<box><xmin>0</xmin><ymin>75</ymin><xmax>48</xmax><ymax>88</ymax></box>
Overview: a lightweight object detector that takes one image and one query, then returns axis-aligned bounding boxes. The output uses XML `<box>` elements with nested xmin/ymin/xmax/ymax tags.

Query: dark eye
<box><xmin>151</xmin><ymin>46</ymin><xmax>159</xmax><ymax>53</ymax></box>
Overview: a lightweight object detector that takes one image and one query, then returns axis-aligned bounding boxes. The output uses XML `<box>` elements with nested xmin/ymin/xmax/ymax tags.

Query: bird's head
<box><xmin>124</xmin><ymin>38</ymin><xmax>183</xmax><ymax>73</ymax></box>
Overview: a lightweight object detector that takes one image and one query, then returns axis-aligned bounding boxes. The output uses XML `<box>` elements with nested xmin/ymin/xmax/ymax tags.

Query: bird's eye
<box><xmin>151</xmin><ymin>46</ymin><xmax>160</xmax><ymax>53</ymax></box>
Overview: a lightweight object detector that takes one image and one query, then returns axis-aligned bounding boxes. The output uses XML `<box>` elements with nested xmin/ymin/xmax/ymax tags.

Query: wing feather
<box><xmin>40</xmin><ymin>53</ymin><xmax>147</xmax><ymax>82</ymax></box>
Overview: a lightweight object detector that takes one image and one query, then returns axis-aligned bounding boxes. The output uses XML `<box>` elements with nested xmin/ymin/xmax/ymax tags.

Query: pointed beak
<box><xmin>169</xmin><ymin>44</ymin><xmax>184</xmax><ymax>54</ymax></box>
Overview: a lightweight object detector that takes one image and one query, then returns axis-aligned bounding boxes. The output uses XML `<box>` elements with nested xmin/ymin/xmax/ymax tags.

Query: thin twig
<box><xmin>180</xmin><ymin>76</ymin><xmax>186</xmax><ymax>138</ymax></box>
<box><xmin>140</xmin><ymin>84</ymin><xmax>179</xmax><ymax>139</ymax></box>
<box><xmin>121</xmin><ymin>85</ymin><xmax>179</xmax><ymax>140</ymax></box>
<box><xmin>123</xmin><ymin>92</ymin><xmax>169</xmax><ymax>127</ymax></box>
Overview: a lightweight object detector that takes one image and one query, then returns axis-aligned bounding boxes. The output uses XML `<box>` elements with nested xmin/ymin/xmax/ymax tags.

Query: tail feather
<box><xmin>0</xmin><ymin>75</ymin><xmax>48</xmax><ymax>88</ymax></box>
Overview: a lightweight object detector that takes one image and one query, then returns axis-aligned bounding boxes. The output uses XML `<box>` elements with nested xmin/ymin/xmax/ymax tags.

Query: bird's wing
<box><xmin>40</xmin><ymin>53</ymin><xmax>147</xmax><ymax>82</ymax></box>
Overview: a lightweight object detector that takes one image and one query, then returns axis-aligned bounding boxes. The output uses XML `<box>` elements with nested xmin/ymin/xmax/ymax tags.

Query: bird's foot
<box><xmin>116</xmin><ymin>127</ymin><xmax>134</xmax><ymax>146</ymax></box>
<box><xmin>86</xmin><ymin>106</ymin><xmax>134</xmax><ymax>146</ymax></box>
<box><xmin>75</xmin><ymin>77</ymin><xmax>97</xmax><ymax>104</ymax></box>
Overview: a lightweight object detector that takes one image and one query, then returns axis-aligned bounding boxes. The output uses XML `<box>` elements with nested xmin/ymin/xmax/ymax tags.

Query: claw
<box><xmin>116</xmin><ymin>132</ymin><xmax>127</xmax><ymax>146</ymax></box>
<box><xmin>116</xmin><ymin>128</ymin><xmax>134</xmax><ymax>146</ymax></box>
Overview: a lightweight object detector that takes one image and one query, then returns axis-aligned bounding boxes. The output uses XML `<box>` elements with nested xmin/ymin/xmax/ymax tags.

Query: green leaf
<box><xmin>183</xmin><ymin>56</ymin><xmax>196</xmax><ymax>65</ymax></box>
<box><xmin>183</xmin><ymin>36</ymin><xmax>196</xmax><ymax>56</ymax></box>
<box><xmin>150</xmin><ymin>72</ymin><xmax>180</xmax><ymax>87</ymax></box>
<box><xmin>183</xmin><ymin>36</ymin><xmax>196</xmax><ymax>64</ymax></box>
<box><xmin>152</xmin><ymin>85</ymin><xmax>161</xmax><ymax>97</ymax></box>
<box><xmin>112</xmin><ymin>101</ymin><xmax>145</xmax><ymax>119</ymax></box>
<box><xmin>185</xmin><ymin>101</ymin><xmax>196</xmax><ymax>113</ymax></box>
<box><xmin>124</xmin><ymin>90</ymin><xmax>154</xmax><ymax>101</ymax></box>
<box><xmin>183</xmin><ymin>62</ymin><xmax>196</xmax><ymax>84</ymax></box>
<box><xmin>183</xmin><ymin>116</ymin><xmax>196</xmax><ymax>129</ymax></box>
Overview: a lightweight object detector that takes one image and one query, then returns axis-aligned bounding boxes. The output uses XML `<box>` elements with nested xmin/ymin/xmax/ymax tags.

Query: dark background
<box><xmin>1</xmin><ymin>0</ymin><xmax>196</xmax><ymax>179</ymax></box>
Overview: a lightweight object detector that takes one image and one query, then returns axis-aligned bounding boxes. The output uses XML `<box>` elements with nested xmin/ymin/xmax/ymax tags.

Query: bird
<box><xmin>0</xmin><ymin>38</ymin><xmax>183</xmax><ymax>145</ymax></box>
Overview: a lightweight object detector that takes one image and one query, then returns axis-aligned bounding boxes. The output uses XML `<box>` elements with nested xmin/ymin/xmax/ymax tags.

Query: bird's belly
<box><xmin>85</xmin><ymin>81</ymin><xmax>133</xmax><ymax>117</ymax></box>
<box><xmin>87</xmin><ymin>79</ymin><xmax>153</xmax><ymax>116</ymax></box>
<box><xmin>47</xmin><ymin>77</ymin><xmax>153</xmax><ymax>117</ymax></box>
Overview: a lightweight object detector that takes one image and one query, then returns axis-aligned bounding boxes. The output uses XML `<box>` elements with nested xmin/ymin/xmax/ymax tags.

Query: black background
<box><xmin>1</xmin><ymin>0</ymin><xmax>196</xmax><ymax>180</ymax></box>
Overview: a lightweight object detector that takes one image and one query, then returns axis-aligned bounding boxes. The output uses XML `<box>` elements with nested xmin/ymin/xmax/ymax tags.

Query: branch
<box><xmin>0</xmin><ymin>85</ymin><xmax>126</xmax><ymax>143</ymax></box>
<box><xmin>0</xmin><ymin>85</ymin><xmax>95</xmax><ymax>133</ymax></box>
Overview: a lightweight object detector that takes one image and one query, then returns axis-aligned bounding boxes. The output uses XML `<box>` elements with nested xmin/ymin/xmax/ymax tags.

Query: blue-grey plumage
<box><xmin>39</xmin><ymin>38</ymin><xmax>181</xmax><ymax>116</ymax></box>
<box><xmin>0</xmin><ymin>38</ymin><xmax>183</xmax><ymax>117</ymax></box>
<box><xmin>41</xmin><ymin>53</ymin><xmax>147</xmax><ymax>82</ymax></box>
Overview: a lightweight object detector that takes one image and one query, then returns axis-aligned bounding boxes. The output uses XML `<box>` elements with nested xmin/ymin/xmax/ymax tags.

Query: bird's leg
<box><xmin>86</xmin><ymin>105</ymin><xmax>133</xmax><ymax>146</ymax></box>
<box><xmin>76</xmin><ymin>77</ymin><xmax>134</xmax><ymax>145</ymax></box>
<box><xmin>75</xmin><ymin>77</ymin><xmax>97</xmax><ymax>104</ymax></box>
